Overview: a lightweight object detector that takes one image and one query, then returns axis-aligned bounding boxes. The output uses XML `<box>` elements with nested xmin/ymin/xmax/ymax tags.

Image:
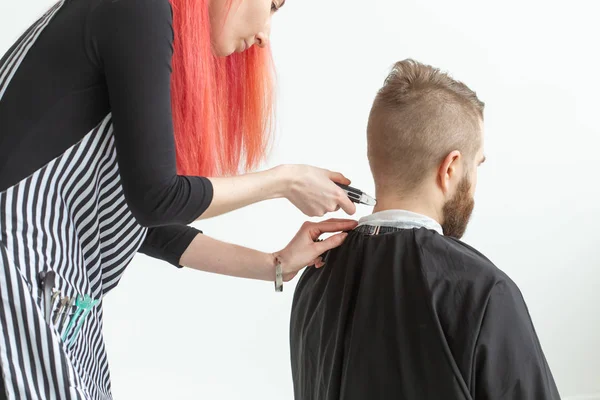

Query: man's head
<box><xmin>367</xmin><ymin>59</ymin><xmax>485</xmax><ymax>238</ymax></box>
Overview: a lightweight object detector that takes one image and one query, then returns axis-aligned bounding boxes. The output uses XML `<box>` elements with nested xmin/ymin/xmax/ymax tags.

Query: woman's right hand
<box><xmin>275</xmin><ymin>164</ymin><xmax>357</xmax><ymax>217</ymax></box>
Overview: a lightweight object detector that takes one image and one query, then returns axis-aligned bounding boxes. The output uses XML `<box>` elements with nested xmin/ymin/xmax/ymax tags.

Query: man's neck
<box><xmin>372</xmin><ymin>193</ymin><xmax>442</xmax><ymax>225</ymax></box>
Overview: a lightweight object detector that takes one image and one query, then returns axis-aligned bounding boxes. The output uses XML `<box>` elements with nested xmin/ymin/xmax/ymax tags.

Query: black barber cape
<box><xmin>290</xmin><ymin>227</ymin><xmax>560</xmax><ymax>400</ymax></box>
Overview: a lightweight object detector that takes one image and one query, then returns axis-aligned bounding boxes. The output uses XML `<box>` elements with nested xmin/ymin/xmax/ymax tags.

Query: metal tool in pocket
<box><xmin>39</xmin><ymin>271</ymin><xmax>58</xmax><ymax>326</ymax></box>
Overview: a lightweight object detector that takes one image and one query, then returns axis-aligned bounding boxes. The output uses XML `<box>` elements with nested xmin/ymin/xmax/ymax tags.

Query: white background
<box><xmin>1</xmin><ymin>0</ymin><xmax>599</xmax><ymax>399</ymax></box>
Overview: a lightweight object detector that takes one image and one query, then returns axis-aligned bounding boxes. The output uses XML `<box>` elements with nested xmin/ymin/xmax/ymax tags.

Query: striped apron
<box><xmin>0</xmin><ymin>2</ymin><xmax>148</xmax><ymax>398</ymax></box>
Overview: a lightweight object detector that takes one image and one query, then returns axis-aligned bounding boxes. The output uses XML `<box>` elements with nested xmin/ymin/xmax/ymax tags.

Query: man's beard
<box><xmin>441</xmin><ymin>176</ymin><xmax>475</xmax><ymax>239</ymax></box>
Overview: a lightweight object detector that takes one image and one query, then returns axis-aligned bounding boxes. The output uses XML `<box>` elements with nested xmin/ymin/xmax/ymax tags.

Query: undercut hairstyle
<box><xmin>367</xmin><ymin>59</ymin><xmax>484</xmax><ymax>193</ymax></box>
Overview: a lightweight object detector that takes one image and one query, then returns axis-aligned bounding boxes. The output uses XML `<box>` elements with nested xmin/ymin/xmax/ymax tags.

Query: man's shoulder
<box><xmin>411</xmin><ymin>229</ymin><xmax>522</xmax><ymax>310</ymax></box>
<box><xmin>415</xmin><ymin>228</ymin><xmax>507</xmax><ymax>281</ymax></box>
<box><xmin>413</xmin><ymin>229</ymin><xmax>525</xmax><ymax>343</ymax></box>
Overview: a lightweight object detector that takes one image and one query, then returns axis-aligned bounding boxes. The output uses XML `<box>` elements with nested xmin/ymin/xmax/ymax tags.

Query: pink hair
<box><xmin>169</xmin><ymin>0</ymin><xmax>274</xmax><ymax>177</ymax></box>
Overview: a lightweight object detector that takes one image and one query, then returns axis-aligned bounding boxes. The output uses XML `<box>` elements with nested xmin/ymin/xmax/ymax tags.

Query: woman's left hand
<box><xmin>275</xmin><ymin>218</ymin><xmax>358</xmax><ymax>281</ymax></box>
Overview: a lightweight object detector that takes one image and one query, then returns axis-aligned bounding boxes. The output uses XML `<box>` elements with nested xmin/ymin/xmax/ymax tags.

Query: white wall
<box><xmin>2</xmin><ymin>0</ymin><xmax>599</xmax><ymax>399</ymax></box>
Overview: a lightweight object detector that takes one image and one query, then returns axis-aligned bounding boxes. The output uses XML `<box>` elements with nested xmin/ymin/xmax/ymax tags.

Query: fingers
<box><xmin>314</xmin><ymin>232</ymin><xmax>349</xmax><ymax>254</ymax></box>
<box><xmin>308</xmin><ymin>219</ymin><xmax>358</xmax><ymax>238</ymax></box>
<box><xmin>301</xmin><ymin>218</ymin><xmax>355</xmax><ymax>232</ymax></box>
<box><xmin>316</xmin><ymin>218</ymin><xmax>356</xmax><ymax>224</ymax></box>
<box><xmin>318</xmin><ymin>219</ymin><xmax>358</xmax><ymax>232</ymax></box>
<box><xmin>309</xmin><ymin>256</ymin><xmax>324</xmax><ymax>268</ymax></box>
<box><xmin>314</xmin><ymin>257</ymin><xmax>326</xmax><ymax>268</ymax></box>
<box><xmin>328</xmin><ymin>171</ymin><xmax>351</xmax><ymax>186</ymax></box>
<box><xmin>337</xmin><ymin>192</ymin><xmax>357</xmax><ymax>215</ymax></box>
<box><xmin>329</xmin><ymin>173</ymin><xmax>355</xmax><ymax>215</ymax></box>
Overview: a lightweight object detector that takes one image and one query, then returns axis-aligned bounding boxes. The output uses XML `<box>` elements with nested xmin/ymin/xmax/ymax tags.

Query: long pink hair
<box><xmin>169</xmin><ymin>0</ymin><xmax>274</xmax><ymax>177</ymax></box>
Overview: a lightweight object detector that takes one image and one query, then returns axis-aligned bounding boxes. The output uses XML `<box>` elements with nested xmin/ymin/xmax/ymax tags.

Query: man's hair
<box><xmin>367</xmin><ymin>59</ymin><xmax>484</xmax><ymax>193</ymax></box>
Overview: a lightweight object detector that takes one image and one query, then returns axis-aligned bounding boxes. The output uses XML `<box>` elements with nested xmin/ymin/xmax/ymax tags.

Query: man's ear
<box><xmin>437</xmin><ymin>150</ymin><xmax>462</xmax><ymax>195</ymax></box>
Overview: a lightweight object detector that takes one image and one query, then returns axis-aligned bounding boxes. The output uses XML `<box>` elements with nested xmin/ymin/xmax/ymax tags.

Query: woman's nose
<box><xmin>255</xmin><ymin>20</ymin><xmax>271</xmax><ymax>48</ymax></box>
<box><xmin>255</xmin><ymin>32</ymin><xmax>269</xmax><ymax>48</ymax></box>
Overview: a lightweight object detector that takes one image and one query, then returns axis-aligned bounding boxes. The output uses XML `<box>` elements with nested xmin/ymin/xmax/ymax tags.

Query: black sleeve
<box><xmin>88</xmin><ymin>0</ymin><xmax>213</xmax><ymax>227</ymax></box>
<box><xmin>472</xmin><ymin>281</ymin><xmax>561</xmax><ymax>400</ymax></box>
<box><xmin>139</xmin><ymin>225</ymin><xmax>202</xmax><ymax>268</ymax></box>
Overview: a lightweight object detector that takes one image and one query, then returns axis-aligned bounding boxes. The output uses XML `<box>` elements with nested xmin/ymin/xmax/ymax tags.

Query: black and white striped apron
<box><xmin>0</xmin><ymin>2</ymin><xmax>148</xmax><ymax>398</ymax></box>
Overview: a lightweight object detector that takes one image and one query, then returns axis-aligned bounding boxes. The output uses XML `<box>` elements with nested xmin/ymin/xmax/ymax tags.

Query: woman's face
<box><xmin>210</xmin><ymin>0</ymin><xmax>285</xmax><ymax>57</ymax></box>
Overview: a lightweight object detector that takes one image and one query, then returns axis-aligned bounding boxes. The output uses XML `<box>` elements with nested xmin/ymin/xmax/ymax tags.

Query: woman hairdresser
<box><xmin>0</xmin><ymin>0</ymin><xmax>356</xmax><ymax>398</ymax></box>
